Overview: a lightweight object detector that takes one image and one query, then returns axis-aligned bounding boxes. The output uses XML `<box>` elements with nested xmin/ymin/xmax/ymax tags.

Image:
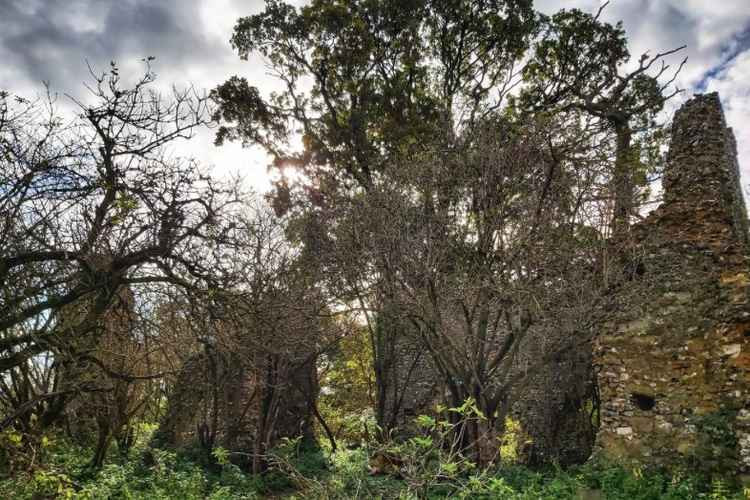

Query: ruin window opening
<box><xmin>631</xmin><ymin>393</ymin><xmax>656</xmax><ymax>411</ymax></box>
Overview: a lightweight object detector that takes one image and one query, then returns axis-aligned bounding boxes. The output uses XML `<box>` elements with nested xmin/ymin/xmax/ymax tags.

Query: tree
<box><xmin>213</xmin><ymin>0</ymin><xmax>540</xmax><ymax>437</ymax></box>
<box><xmin>309</xmin><ymin>112</ymin><xmax>605</xmax><ymax>463</ymax></box>
<box><xmin>214</xmin><ymin>0</ymin><xmax>539</xmax><ymax>196</ymax></box>
<box><xmin>0</xmin><ymin>62</ymin><xmax>245</xmax><ymax>435</ymax></box>
<box><xmin>520</xmin><ymin>3</ymin><xmax>685</xmax><ymax>241</ymax></box>
<box><xmin>212</xmin><ymin>0</ymin><xmax>684</xmax><ymax>463</ymax></box>
<box><xmin>154</xmin><ymin>203</ymin><xmax>337</xmax><ymax>473</ymax></box>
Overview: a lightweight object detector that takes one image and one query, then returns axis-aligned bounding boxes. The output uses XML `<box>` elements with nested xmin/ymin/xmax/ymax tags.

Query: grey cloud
<box><xmin>0</xmin><ymin>0</ymin><xmax>261</xmax><ymax>97</ymax></box>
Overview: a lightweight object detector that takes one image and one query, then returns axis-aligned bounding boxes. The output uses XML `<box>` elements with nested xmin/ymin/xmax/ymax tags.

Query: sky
<box><xmin>1</xmin><ymin>0</ymin><xmax>749</xmax><ymax>195</ymax></box>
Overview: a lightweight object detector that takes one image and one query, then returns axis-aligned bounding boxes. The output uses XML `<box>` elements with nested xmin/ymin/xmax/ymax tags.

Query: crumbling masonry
<box><xmin>595</xmin><ymin>93</ymin><xmax>750</xmax><ymax>472</ymax></box>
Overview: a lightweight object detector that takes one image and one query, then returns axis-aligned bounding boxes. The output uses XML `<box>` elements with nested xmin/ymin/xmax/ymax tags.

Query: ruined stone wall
<box><xmin>378</xmin><ymin>93</ymin><xmax>750</xmax><ymax>471</ymax></box>
<box><xmin>154</xmin><ymin>308</ymin><xmax>319</xmax><ymax>459</ymax></box>
<box><xmin>378</xmin><ymin>305</ymin><xmax>596</xmax><ymax>465</ymax></box>
<box><xmin>594</xmin><ymin>93</ymin><xmax>750</xmax><ymax>473</ymax></box>
<box><xmin>509</xmin><ymin>322</ymin><xmax>596</xmax><ymax>466</ymax></box>
<box><xmin>378</xmin><ymin>328</ymin><xmax>443</xmax><ymax>434</ymax></box>
<box><xmin>58</xmin><ymin>262</ymin><xmax>145</xmax><ymax>434</ymax></box>
<box><xmin>156</xmin><ymin>344</ymin><xmax>317</xmax><ymax>452</ymax></box>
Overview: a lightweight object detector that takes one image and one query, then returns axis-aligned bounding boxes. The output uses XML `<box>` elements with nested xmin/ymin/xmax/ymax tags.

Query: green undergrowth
<box><xmin>272</xmin><ymin>445</ymin><xmax>749</xmax><ymax>500</ymax></box>
<box><xmin>1</xmin><ymin>429</ymin><xmax>748</xmax><ymax>499</ymax></box>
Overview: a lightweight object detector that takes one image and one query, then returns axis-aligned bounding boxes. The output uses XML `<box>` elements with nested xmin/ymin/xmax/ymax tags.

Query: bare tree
<box><xmin>155</xmin><ymin>203</ymin><xmax>339</xmax><ymax>473</ymax></box>
<box><xmin>0</xmin><ymin>62</ymin><xmax>245</xmax><ymax>435</ymax></box>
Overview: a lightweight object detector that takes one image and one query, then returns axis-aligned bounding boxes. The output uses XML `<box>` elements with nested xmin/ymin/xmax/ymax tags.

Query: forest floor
<box><xmin>1</xmin><ymin>426</ymin><xmax>748</xmax><ymax>499</ymax></box>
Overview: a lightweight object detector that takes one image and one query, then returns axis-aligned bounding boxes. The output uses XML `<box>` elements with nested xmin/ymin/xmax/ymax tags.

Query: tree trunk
<box><xmin>611</xmin><ymin>122</ymin><xmax>634</xmax><ymax>243</ymax></box>
<box><xmin>116</xmin><ymin>425</ymin><xmax>135</xmax><ymax>457</ymax></box>
<box><xmin>91</xmin><ymin>418</ymin><xmax>111</xmax><ymax>468</ymax></box>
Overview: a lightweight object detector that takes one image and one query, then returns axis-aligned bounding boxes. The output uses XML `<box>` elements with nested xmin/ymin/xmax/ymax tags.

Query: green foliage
<box><xmin>0</xmin><ymin>428</ymin><xmax>263</xmax><ymax>499</ymax></box>
<box><xmin>215</xmin><ymin>0</ymin><xmax>541</xmax><ymax>206</ymax></box>
<box><xmin>0</xmin><ymin>428</ymin><xmax>25</xmax><ymax>473</ymax></box>
<box><xmin>2</xmin><ymin>425</ymin><xmax>749</xmax><ymax>499</ymax></box>
<box><xmin>499</xmin><ymin>416</ymin><xmax>532</xmax><ymax>465</ymax></box>
<box><xmin>212</xmin><ymin>446</ymin><xmax>231</xmax><ymax>466</ymax></box>
<box><xmin>259</xmin><ymin>445</ymin><xmax>750</xmax><ymax>499</ymax></box>
<box><xmin>261</xmin><ymin>404</ymin><xmax>749</xmax><ymax>499</ymax></box>
<box><xmin>689</xmin><ymin>410</ymin><xmax>741</xmax><ymax>476</ymax></box>
<box><xmin>318</xmin><ymin>324</ymin><xmax>377</xmax><ymax>444</ymax></box>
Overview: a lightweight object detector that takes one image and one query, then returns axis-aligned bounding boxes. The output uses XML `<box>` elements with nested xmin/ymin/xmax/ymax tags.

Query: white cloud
<box><xmin>706</xmin><ymin>51</ymin><xmax>750</xmax><ymax>196</ymax></box>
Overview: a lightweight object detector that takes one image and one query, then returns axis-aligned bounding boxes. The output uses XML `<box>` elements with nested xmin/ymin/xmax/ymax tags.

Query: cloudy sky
<box><xmin>1</xmin><ymin>0</ymin><xmax>749</xmax><ymax>194</ymax></box>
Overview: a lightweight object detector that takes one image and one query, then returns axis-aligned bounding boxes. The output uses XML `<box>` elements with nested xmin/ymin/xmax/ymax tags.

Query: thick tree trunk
<box><xmin>611</xmin><ymin>122</ymin><xmax>634</xmax><ymax>243</ymax></box>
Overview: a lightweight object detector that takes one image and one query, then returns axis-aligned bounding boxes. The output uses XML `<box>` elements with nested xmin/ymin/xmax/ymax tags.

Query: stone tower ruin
<box><xmin>595</xmin><ymin>93</ymin><xmax>750</xmax><ymax>472</ymax></box>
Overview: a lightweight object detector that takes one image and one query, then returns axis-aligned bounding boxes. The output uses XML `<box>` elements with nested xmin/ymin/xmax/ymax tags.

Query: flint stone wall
<box><xmin>594</xmin><ymin>93</ymin><xmax>750</xmax><ymax>473</ymax></box>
